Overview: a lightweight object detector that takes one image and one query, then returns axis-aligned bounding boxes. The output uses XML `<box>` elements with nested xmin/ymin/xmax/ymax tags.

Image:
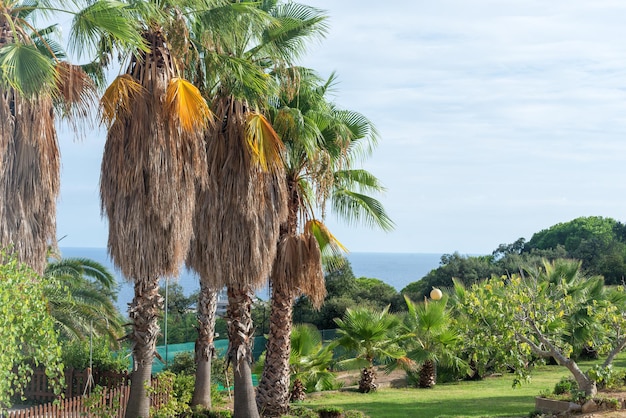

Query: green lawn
<box><xmin>300</xmin><ymin>355</ymin><xmax>626</xmax><ymax>418</ymax></box>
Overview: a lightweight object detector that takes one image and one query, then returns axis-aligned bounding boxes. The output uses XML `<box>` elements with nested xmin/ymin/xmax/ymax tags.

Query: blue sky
<box><xmin>56</xmin><ymin>1</ymin><xmax>626</xmax><ymax>254</ymax></box>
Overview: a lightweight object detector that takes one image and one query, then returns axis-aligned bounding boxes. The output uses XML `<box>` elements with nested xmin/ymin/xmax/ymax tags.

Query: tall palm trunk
<box><xmin>192</xmin><ymin>282</ymin><xmax>218</xmax><ymax>408</ymax></box>
<box><xmin>256</xmin><ymin>285</ymin><xmax>293</xmax><ymax>417</ymax></box>
<box><xmin>126</xmin><ymin>277</ymin><xmax>163</xmax><ymax>418</ymax></box>
<box><xmin>227</xmin><ymin>284</ymin><xmax>259</xmax><ymax>418</ymax></box>
<box><xmin>256</xmin><ymin>179</ymin><xmax>325</xmax><ymax>416</ymax></box>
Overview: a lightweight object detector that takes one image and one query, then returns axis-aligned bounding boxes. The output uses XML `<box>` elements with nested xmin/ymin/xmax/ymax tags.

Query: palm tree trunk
<box><xmin>419</xmin><ymin>360</ymin><xmax>437</xmax><ymax>388</ymax></box>
<box><xmin>125</xmin><ymin>277</ymin><xmax>162</xmax><ymax>418</ymax></box>
<box><xmin>227</xmin><ymin>284</ymin><xmax>260</xmax><ymax>418</ymax></box>
<box><xmin>192</xmin><ymin>283</ymin><xmax>218</xmax><ymax>408</ymax></box>
<box><xmin>256</xmin><ymin>285</ymin><xmax>293</xmax><ymax>417</ymax></box>
<box><xmin>359</xmin><ymin>366</ymin><xmax>378</xmax><ymax>393</ymax></box>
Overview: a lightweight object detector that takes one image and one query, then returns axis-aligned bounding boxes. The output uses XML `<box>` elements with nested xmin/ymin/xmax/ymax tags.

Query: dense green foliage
<box><xmin>158</xmin><ymin>283</ymin><xmax>199</xmax><ymax>346</ymax></box>
<box><xmin>402</xmin><ymin>216</ymin><xmax>626</xmax><ymax>301</ymax></box>
<box><xmin>61</xmin><ymin>337</ymin><xmax>129</xmax><ymax>372</ymax></box>
<box><xmin>0</xmin><ymin>250</ymin><xmax>64</xmax><ymax>409</ymax></box>
<box><xmin>523</xmin><ymin>216</ymin><xmax>626</xmax><ymax>284</ymax></box>
<box><xmin>45</xmin><ymin>256</ymin><xmax>123</xmax><ymax>345</ymax></box>
<box><xmin>293</xmin><ymin>261</ymin><xmax>399</xmax><ymax>329</ymax></box>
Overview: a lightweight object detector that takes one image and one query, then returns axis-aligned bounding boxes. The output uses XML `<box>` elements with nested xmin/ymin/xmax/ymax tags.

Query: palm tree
<box><xmin>0</xmin><ymin>1</ymin><xmax>141</xmax><ymax>274</ymax></box>
<box><xmin>99</xmin><ymin>2</ymin><xmax>210</xmax><ymax>416</ymax></box>
<box><xmin>287</xmin><ymin>324</ymin><xmax>337</xmax><ymax>401</ymax></box>
<box><xmin>334</xmin><ymin>306</ymin><xmax>406</xmax><ymax>393</ymax></box>
<box><xmin>186</xmin><ymin>3</ymin><xmax>326</xmax><ymax>416</ymax></box>
<box><xmin>256</xmin><ymin>67</ymin><xmax>393</xmax><ymax>416</ymax></box>
<box><xmin>44</xmin><ymin>256</ymin><xmax>123</xmax><ymax>346</ymax></box>
<box><xmin>402</xmin><ymin>295</ymin><xmax>467</xmax><ymax>388</ymax></box>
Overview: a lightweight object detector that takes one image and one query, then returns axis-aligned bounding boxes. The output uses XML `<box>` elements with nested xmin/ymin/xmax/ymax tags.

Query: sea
<box><xmin>58</xmin><ymin>247</ymin><xmax>444</xmax><ymax>314</ymax></box>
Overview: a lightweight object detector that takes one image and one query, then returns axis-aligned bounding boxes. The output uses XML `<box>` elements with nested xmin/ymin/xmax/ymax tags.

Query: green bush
<box><xmin>318</xmin><ymin>406</ymin><xmax>344</xmax><ymax>418</ymax></box>
<box><xmin>587</xmin><ymin>365</ymin><xmax>614</xmax><ymax>389</ymax></box>
<box><xmin>343</xmin><ymin>411</ymin><xmax>369</xmax><ymax>418</ymax></box>
<box><xmin>284</xmin><ymin>405</ymin><xmax>318</xmax><ymax>417</ymax></box>
<box><xmin>62</xmin><ymin>337</ymin><xmax>129</xmax><ymax>372</ymax></box>
<box><xmin>553</xmin><ymin>377</ymin><xmax>576</xmax><ymax>395</ymax></box>
<box><xmin>166</xmin><ymin>351</ymin><xmax>196</xmax><ymax>375</ymax></box>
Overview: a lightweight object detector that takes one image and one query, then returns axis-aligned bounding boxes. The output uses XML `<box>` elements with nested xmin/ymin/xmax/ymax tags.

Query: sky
<box><xmin>56</xmin><ymin>0</ymin><xmax>626</xmax><ymax>255</ymax></box>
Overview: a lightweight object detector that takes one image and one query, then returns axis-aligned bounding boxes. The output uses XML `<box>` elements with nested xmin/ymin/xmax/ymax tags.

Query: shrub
<box><xmin>62</xmin><ymin>338</ymin><xmax>129</xmax><ymax>372</ymax></box>
<box><xmin>587</xmin><ymin>365</ymin><xmax>614</xmax><ymax>389</ymax></box>
<box><xmin>285</xmin><ymin>405</ymin><xmax>318</xmax><ymax>417</ymax></box>
<box><xmin>344</xmin><ymin>411</ymin><xmax>369</xmax><ymax>418</ymax></box>
<box><xmin>553</xmin><ymin>377</ymin><xmax>576</xmax><ymax>395</ymax></box>
<box><xmin>166</xmin><ymin>351</ymin><xmax>196</xmax><ymax>375</ymax></box>
<box><xmin>318</xmin><ymin>406</ymin><xmax>344</xmax><ymax>418</ymax></box>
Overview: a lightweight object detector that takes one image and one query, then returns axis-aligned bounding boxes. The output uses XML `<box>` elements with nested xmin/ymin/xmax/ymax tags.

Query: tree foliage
<box><xmin>0</xmin><ymin>250</ymin><xmax>63</xmax><ymax>409</ymax></box>
<box><xmin>452</xmin><ymin>259</ymin><xmax>619</xmax><ymax>396</ymax></box>
<box><xmin>524</xmin><ymin>216</ymin><xmax>626</xmax><ymax>284</ymax></box>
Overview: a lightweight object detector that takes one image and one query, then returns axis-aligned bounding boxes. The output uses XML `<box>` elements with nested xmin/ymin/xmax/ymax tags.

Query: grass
<box><xmin>300</xmin><ymin>355</ymin><xmax>626</xmax><ymax>418</ymax></box>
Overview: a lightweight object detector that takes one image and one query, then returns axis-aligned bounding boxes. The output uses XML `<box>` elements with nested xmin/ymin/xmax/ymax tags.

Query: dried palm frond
<box><xmin>0</xmin><ymin>92</ymin><xmax>59</xmax><ymax>273</ymax></box>
<box><xmin>165</xmin><ymin>77</ymin><xmax>213</xmax><ymax>132</ymax></box>
<box><xmin>100</xmin><ymin>29</ymin><xmax>207</xmax><ymax>282</ymax></box>
<box><xmin>187</xmin><ymin>96</ymin><xmax>287</xmax><ymax>290</ymax></box>
<box><xmin>54</xmin><ymin>61</ymin><xmax>97</xmax><ymax>120</ymax></box>
<box><xmin>272</xmin><ymin>232</ymin><xmax>325</xmax><ymax>309</ymax></box>
<box><xmin>246</xmin><ymin>112</ymin><xmax>284</xmax><ymax>173</ymax></box>
<box><xmin>100</xmin><ymin>74</ymin><xmax>145</xmax><ymax>127</ymax></box>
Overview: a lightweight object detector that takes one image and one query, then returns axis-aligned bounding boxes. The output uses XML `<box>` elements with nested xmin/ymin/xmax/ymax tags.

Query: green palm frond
<box><xmin>331</xmin><ymin>189</ymin><xmax>395</xmax><ymax>232</ymax></box>
<box><xmin>0</xmin><ymin>43</ymin><xmax>57</xmax><ymax>97</ymax></box>
<box><xmin>69</xmin><ymin>0</ymin><xmax>147</xmax><ymax>60</ymax></box>
<box><xmin>255</xmin><ymin>2</ymin><xmax>328</xmax><ymax>63</ymax></box>
<box><xmin>44</xmin><ymin>257</ymin><xmax>122</xmax><ymax>346</ymax></box>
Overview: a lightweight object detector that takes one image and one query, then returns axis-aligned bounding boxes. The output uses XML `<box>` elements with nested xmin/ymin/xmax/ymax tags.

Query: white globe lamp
<box><xmin>430</xmin><ymin>288</ymin><xmax>443</xmax><ymax>301</ymax></box>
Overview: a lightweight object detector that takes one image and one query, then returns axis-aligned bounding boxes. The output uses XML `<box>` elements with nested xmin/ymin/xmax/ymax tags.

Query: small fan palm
<box><xmin>334</xmin><ymin>306</ymin><xmax>405</xmax><ymax>393</ymax></box>
<box><xmin>402</xmin><ymin>295</ymin><xmax>468</xmax><ymax>388</ymax></box>
<box><xmin>289</xmin><ymin>324</ymin><xmax>337</xmax><ymax>400</ymax></box>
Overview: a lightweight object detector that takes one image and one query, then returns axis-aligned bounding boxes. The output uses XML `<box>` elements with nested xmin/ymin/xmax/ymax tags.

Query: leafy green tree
<box><xmin>334</xmin><ymin>306</ymin><xmax>405</xmax><ymax>393</ymax></box>
<box><xmin>453</xmin><ymin>259</ymin><xmax>614</xmax><ymax>397</ymax></box>
<box><xmin>400</xmin><ymin>253</ymin><xmax>498</xmax><ymax>302</ymax></box>
<box><xmin>0</xmin><ymin>250</ymin><xmax>63</xmax><ymax>410</ymax></box>
<box><xmin>524</xmin><ymin>216</ymin><xmax>626</xmax><ymax>284</ymax></box>
<box><xmin>158</xmin><ymin>283</ymin><xmax>198</xmax><ymax>345</ymax></box>
<box><xmin>402</xmin><ymin>295</ymin><xmax>467</xmax><ymax>388</ymax></box>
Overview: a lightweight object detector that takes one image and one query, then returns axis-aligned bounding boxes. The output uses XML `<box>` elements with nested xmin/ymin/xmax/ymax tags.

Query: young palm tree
<box><xmin>288</xmin><ymin>324</ymin><xmax>337</xmax><ymax>401</ymax></box>
<box><xmin>334</xmin><ymin>306</ymin><xmax>406</xmax><ymax>393</ymax></box>
<box><xmin>402</xmin><ymin>295</ymin><xmax>467</xmax><ymax>388</ymax></box>
<box><xmin>44</xmin><ymin>256</ymin><xmax>123</xmax><ymax>346</ymax></box>
<box><xmin>186</xmin><ymin>3</ymin><xmax>327</xmax><ymax>416</ymax></box>
<box><xmin>256</xmin><ymin>67</ymin><xmax>393</xmax><ymax>416</ymax></box>
<box><xmin>0</xmin><ymin>1</ymin><xmax>141</xmax><ymax>274</ymax></box>
<box><xmin>99</xmin><ymin>2</ymin><xmax>210</xmax><ymax>416</ymax></box>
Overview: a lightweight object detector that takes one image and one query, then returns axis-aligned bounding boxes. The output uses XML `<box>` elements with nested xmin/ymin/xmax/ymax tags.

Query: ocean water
<box><xmin>58</xmin><ymin>247</ymin><xmax>443</xmax><ymax>314</ymax></box>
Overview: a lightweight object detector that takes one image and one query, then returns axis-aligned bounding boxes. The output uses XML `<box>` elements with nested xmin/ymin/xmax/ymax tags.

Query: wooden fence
<box><xmin>5</xmin><ymin>377</ymin><xmax>171</xmax><ymax>418</ymax></box>
<box><xmin>22</xmin><ymin>368</ymin><xmax>131</xmax><ymax>403</ymax></box>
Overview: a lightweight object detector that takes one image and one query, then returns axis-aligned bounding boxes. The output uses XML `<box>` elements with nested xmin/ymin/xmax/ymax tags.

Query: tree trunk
<box><xmin>289</xmin><ymin>378</ymin><xmax>306</xmax><ymax>402</ymax></box>
<box><xmin>125</xmin><ymin>277</ymin><xmax>162</xmax><ymax>418</ymax></box>
<box><xmin>227</xmin><ymin>284</ymin><xmax>260</xmax><ymax>418</ymax></box>
<box><xmin>192</xmin><ymin>283</ymin><xmax>218</xmax><ymax>408</ymax></box>
<box><xmin>604</xmin><ymin>336</ymin><xmax>626</xmax><ymax>368</ymax></box>
<box><xmin>256</xmin><ymin>286</ymin><xmax>293</xmax><ymax>417</ymax></box>
<box><xmin>419</xmin><ymin>360</ymin><xmax>437</xmax><ymax>388</ymax></box>
<box><xmin>359</xmin><ymin>366</ymin><xmax>377</xmax><ymax>393</ymax></box>
<box><xmin>523</xmin><ymin>322</ymin><xmax>598</xmax><ymax>397</ymax></box>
